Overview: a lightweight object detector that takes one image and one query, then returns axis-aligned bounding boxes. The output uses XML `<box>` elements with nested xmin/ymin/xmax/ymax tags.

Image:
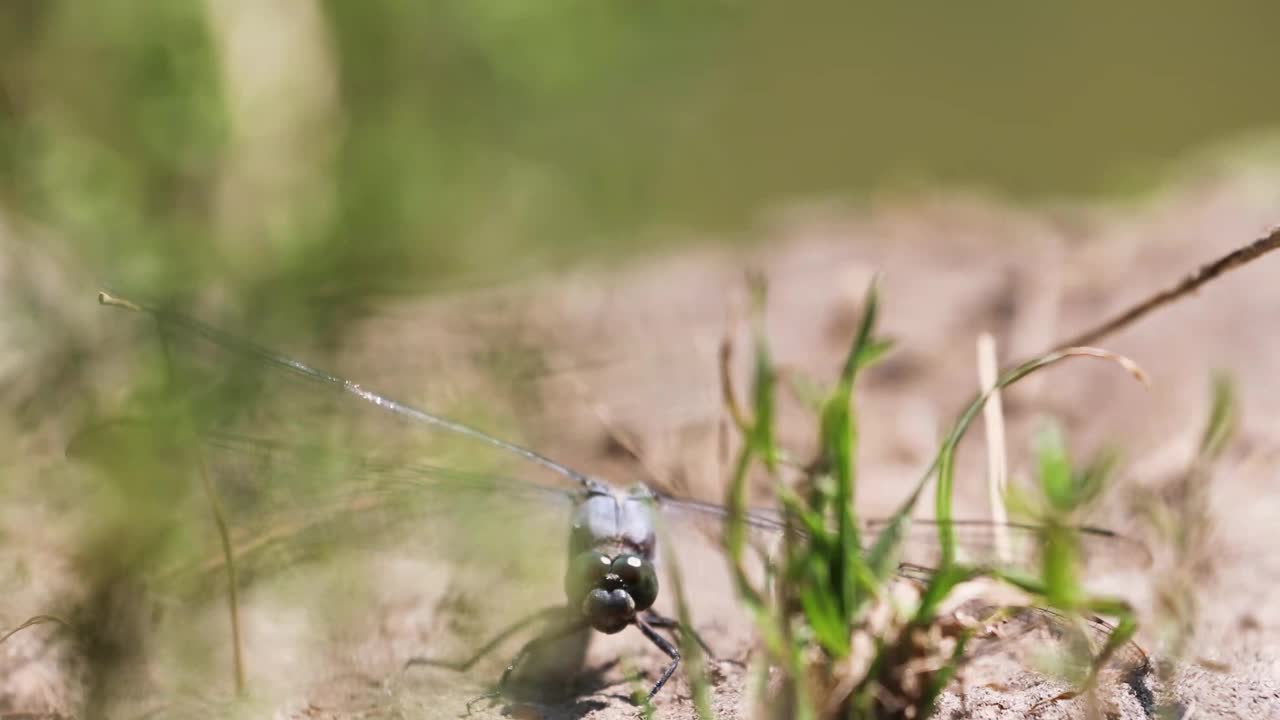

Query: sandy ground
<box><xmin>4</xmin><ymin>165</ymin><xmax>1280</xmax><ymax>719</ymax></box>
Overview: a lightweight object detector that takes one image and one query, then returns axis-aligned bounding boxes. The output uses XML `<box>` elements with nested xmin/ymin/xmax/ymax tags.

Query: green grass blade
<box><xmin>1040</xmin><ymin>522</ymin><xmax>1082</xmax><ymax>608</ymax></box>
<box><xmin>855</xmin><ymin>338</ymin><xmax>895</xmax><ymax>370</ymax></box>
<box><xmin>748</xmin><ymin>275</ymin><xmax>779</xmax><ymax>471</ymax></box>
<box><xmin>1072</xmin><ymin>447</ymin><xmax>1119</xmax><ymax>509</ymax></box>
<box><xmin>821</xmin><ymin>387</ymin><xmax>862</xmax><ymax>620</ymax></box>
<box><xmin>778</xmin><ymin>486</ymin><xmax>831</xmax><ymax>543</ymax></box>
<box><xmin>1081</xmin><ymin>595</ymin><xmax>1134</xmax><ymax>618</ymax></box>
<box><xmin>864</xmin><ymin>509</ymin><xmax>912</xmax><ymax>584</ymax></box>
<box><xmin>838</xmin><ymin>276</ymin><xmax>880</xmax><ymax>384</ymax></box>
<box><xmin>827</xmin><ymin>279</ymin><xmax>883</xmax><ymax>620</ymax></box>
<box><xmin>1199</xmin><ymin>371</ymin><xmax>1238</xmax><ymax>460</ymax></box>
<box><xmin>932</xmin><ymin>347</ymin><xmax>1149</xmax><ymax>568</ymax></box>
<box><xmin>1035</xmin><ymin>423</ymin><xmax>1074</xmax><ymax>512</ymax></box>
<box><xmin>800</xmin><ymin>570</ymin><xmax>852</xmax><ymax>657</ymax></box>
<box><xmin>660</xmin><ymin>519</ymin><xmax>718</xmax><ymax>720</ymax></box>
<box><xmin>725</xmin><ymin>445</ymin><xmax>765</xmax><ymax>608</ymax></box>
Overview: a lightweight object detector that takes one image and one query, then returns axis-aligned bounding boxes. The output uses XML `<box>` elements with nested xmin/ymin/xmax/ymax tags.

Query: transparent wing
<box><xmin>82</xmin><ymin>294</ymin><xmax>608</xmax><ymax>593</ymax></box>
<box><xmin>864</xmin><ymin>518</ymin><xmax>1153</xmax><ymax>574</ymax></box>
<box><xmin>96</xmin><ymin>292</ymin><xmax>596</xmax><ymax>488</ymax></box>
<box><xmin>656</xmin><ymin>496</ymin><xmax>1152</xmax><ymax>576</ymax></box>
<box><xmin>67</xmin><ymin>419</ymin><xmax>579</xmax><ymax>595</ymax></box>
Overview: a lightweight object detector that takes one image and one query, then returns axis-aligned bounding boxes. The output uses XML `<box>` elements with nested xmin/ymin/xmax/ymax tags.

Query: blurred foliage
<box><xmin>2</xmin><ymin>0</ymin><xmax>1280</xmax><ymax>321</ymax></box>
<box><xmin>2</xmin><ymin>4</ymin><xmax>1274</xmax><ymax>712</ymax></box>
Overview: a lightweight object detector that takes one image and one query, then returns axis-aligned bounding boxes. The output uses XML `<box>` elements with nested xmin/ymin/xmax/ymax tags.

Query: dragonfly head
<box><xmin>567</xmin><ymin>551</ymin><xmax>659</xmax><ymax>634</ymax></box>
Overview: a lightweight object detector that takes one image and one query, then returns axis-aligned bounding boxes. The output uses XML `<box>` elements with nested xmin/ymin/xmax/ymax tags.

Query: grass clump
<box><xmin>720</xmin><ymin>276</ymin><xmax>1150</xmax><ymax>720</ymax></box>
<box><xmin>1132</xmin><ymin>373</ymin><xmax>1238</xmax><ymax>719</ymax></box>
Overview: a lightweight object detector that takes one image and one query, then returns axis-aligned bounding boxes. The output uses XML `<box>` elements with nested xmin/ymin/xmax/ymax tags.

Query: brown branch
<box><xmin>1044</xmin><ymin>226</ymin><xmax>1280</xmax><ymax>355</ymax></box>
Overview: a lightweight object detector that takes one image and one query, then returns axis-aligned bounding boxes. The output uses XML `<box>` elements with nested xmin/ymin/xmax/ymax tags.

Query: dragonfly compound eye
<box><xmin>610</xmin><ymin>554</ymin><xmax>658</xmax><ymax>612</ymax></box>
<box><xmin>565</xmin><ymin>550</ymin><xmax>613</xmax><ymax>603</ymax></box>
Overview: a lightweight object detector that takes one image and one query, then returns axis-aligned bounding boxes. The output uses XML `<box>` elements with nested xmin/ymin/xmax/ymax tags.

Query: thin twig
<box><xmin>1044</xmin><ymin>226</ymin><xmax>1280</xmax><ymax>354</ymax></box>
<box><xmin>197</xmin><ymin>449</ymin><xmax>246</xmax><ymax>696</ymax></box>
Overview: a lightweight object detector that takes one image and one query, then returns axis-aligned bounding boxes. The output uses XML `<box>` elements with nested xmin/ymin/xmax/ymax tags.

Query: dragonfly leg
<box><xmin>641</xmin><ymin>610</ymin><xmax>715</xmax><ymax>659</ymax></box>
<box><xmin>634</xmin><ymin>618</ymin><xmax>680</xmax><ymax>703</ymax></box>
<box><xmin>461</xmin><ymin>614</ymin><xmax>589</xmax><ymax>712</ymax></box>
<box><xmin>403</xmin><ymin>605</ymin><xmax>568</xmax><ymax>673</ymax></box>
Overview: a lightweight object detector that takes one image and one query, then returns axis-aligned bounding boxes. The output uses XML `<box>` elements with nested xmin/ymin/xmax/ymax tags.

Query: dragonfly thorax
<box><xmin>568</xmin><ymin>481</ymin><xmax>658</xmax><ymax>560</ymax></box>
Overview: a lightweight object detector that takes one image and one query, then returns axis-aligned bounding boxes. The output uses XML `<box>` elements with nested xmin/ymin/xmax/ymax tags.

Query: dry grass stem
<box><xmin>1060</xmin><ymin>347</ymin><xmax>1151</xmax><ymax>388</ymax></box>
<box><xmin>0</xmin><ymin>615</ymin><xmax>72</xmax><ymax>647</ymax></box>
<box><xmin>197</xmin><ymin>451</ymin><xmax>247</xmax><ymax>696</ymax></box>
<box><xmin>1045</xmin><ymin>226</ymin><xmax>1280</xmax><ymax>355</ymax></box>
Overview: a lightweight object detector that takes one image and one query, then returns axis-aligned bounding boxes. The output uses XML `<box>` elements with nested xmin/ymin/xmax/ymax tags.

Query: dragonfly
<box><xmin>81</xmin><ymin>291</ymin><xmax>1153</xmax><ymax>711</ymax></box>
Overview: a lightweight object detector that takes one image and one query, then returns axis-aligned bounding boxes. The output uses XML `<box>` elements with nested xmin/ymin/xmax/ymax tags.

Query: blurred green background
<box><xmin>2</xmin><ymin>0</ymin><xmax>1279</xmax><ymax>311</ymax></box>
<box><xmin>2</xmin><ymin>3</ymin><xmax>1279</xmax><ymax>713</ymax></box>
